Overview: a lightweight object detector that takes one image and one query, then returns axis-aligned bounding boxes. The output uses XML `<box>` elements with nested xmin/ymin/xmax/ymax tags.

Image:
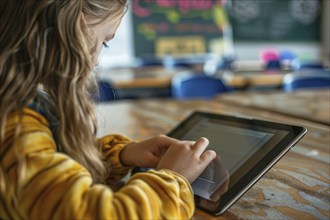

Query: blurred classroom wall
<box><xmin>99</xmin><ymin>0</ymin><xmax>328</xmax><ymax>68</ymax></box>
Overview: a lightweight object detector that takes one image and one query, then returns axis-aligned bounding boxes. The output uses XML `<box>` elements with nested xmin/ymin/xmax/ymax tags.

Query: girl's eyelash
<box><xmin>102</xmin><ymin>42</ymin><xmax>109</xmax><ymax>48</ymax></box>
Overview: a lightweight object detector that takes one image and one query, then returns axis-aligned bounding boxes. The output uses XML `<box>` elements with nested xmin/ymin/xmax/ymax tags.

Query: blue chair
<box><xmin>291</xmin><ymin>60</ymin><xmax>325</xmax><ymax>71</ymax></box>
<box><xmin>163</xmin><ymin>56</ymin><xmax>196</xmax><ymax>69</ymax></box>
<box><xmin>266</xmin><ymin>60</ymin><xmax>281</xmax><ymax>70</ymax></box>
<box><xmin>94</xmin><ymin>80</ymin><xmax>117</xmax><ymax>102</ymax></box>
<box><xmin>283</xmin><ymin>71</ymin><xmax>330</xmax><ymax>92</ymax></box>
<box><xmin>136</xmin><ymin>57</ymin><xmax>163</xmax><ymax>67</ymax></box>
<box><xmin>171</xmin><ymin>73</ymin><xmax>231</xmax><ymax>99</ymax></box>
<box><xmin>203</xmin><ymin>56</ymin><xmax>235</xmax><ymax>76</ymax></box>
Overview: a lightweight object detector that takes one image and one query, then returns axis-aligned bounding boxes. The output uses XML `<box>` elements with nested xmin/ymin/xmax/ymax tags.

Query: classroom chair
<box><xmin>203</xmin><ymin>56</ymin><xmax>235</xmax><ymax>76</ymax></box>
<box><xmin>282</xmin><ymin>70</ymin><xmax>330</xmax><ymax>92</ymax></box>
<box><xmin>94</xmin><ymin>80</ymin><xmax>118</xmax><ymax>102</ymax></box>
<box><xmin>135</xmin><ymin>57</ymin><xmax>163</xmax><ymax>67</ymax></box>
<box><xmin>171</xmin><ymin>73</ymin><xmax>231</xmax><ymax>99</ymax></box>
<box><xmin>291</xmin><ymin>60</ymin><xmax>325</xmax><ymax>71</ymax></box>
<box><xmin>163</xmin><ymin>59</ymin><xmax>194</xmax><ymax>69</ymax></box>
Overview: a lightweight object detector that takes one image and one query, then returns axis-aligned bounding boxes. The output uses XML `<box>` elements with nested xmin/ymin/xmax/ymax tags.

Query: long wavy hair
<box><xmin>0</xmin><ymin>0</ymin><xmax>127</xmax><ymax>183</ymax></box>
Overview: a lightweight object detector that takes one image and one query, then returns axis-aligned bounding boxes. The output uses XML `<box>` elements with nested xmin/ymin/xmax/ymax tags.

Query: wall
<box><xmin>98</xmin><ymin>9</ymin><xmax>134</xmax><ymax>68</ymax></box>
<box><xmin>233</xmin><ymin>42</ymin><xmax>321</xmax><ymax>61</ymax></box>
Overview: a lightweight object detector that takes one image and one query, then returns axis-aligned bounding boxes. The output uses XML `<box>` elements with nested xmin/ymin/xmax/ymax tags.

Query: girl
<box><xmin>0</xmin><ymin>0</ymin><xmax>216</xmax><ymax>219</ymax></box>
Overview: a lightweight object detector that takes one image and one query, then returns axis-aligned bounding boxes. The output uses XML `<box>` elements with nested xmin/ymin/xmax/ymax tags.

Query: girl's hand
<box><xmin>119</xmin><ymin>135</ymin><xmax>177</xmax><ymax>168</ymax></box>
<box><xmin>156</xmin><ymin>137</ymin><xmax>217</xmax><ymax>183</ymax></box>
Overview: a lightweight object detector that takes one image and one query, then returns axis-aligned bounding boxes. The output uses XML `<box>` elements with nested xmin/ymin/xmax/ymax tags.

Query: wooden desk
<box><xmin>221</xmin><ymin>71</ymin><xmax>285</xmax><ymax>88</ymax></box>
<box><xmin>100</xmin><ymin>67</ymin><xmax>176</xmax><ymax>89</ymax></box>
<box><xmin>100</xmin><ymin>67</ymin><xmax>286</xmax><ymax>91</ymax></box>
<box><xmin>96</xmin><ymin>91</ymin><xmax>329</xmax><ymax>220</ymax></box>
<box><xmin>216</xmin><ymin>89</ymin><xmax>330</xmax><ymax>125</ymax></box>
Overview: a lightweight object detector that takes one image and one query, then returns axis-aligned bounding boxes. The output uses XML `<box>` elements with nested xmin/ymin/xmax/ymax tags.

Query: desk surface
<box><xmin>96</xmin><ymin>90</ymin><xmax>329</xmax><ymax>220</ymax></box>
<box><xmin>101</xmin><ymin>67</ymin><xmax>176</xmax><ymax>88</ymax></box>
<box><xmin>100</xmin><ymin>67</ymin><xmax>285</xmax><ymax>89</ymax></box>
<box><xmin>216</xmin><ymin>89</ymin><xmax>330</xmax><ymax>125</ymax></box>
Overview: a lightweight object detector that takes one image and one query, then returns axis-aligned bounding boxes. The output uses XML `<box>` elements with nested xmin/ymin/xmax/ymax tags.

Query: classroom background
<box><xmin>94</xmin><ymin>0</ymin><xmax>330</xmax><ymax>101</ymax></box>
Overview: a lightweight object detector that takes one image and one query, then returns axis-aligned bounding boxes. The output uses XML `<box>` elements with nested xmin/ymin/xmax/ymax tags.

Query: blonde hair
<box><xmin>0</xmin><ymin>0</ymin><xmax>127</xmax><ymax>183</ymax></box>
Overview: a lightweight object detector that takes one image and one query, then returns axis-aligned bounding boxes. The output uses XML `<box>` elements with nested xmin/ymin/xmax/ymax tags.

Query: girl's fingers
<box><xmin>200</xmin><ymin>150</ymin><xmax>217</xmax><ymax>162</ymax></box>
<box><xmin>191</xmin><ymin>137</ymin><xmax>209</xmax><ymax>156</ymax></box>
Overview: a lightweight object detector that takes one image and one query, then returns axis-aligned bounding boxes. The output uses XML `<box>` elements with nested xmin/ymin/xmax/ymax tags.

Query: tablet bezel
<box><xmin>167</xmin><ymin>111</ymin><xmax>307</xmax><ymax>216</ymax></box>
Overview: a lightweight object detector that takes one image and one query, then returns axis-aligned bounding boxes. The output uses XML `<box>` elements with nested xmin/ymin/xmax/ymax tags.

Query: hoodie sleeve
<box><xmin>0</xmin><ymin>108</ymin><xmax>195</xmax><ymax>220</ymax></box>
<box><xmin>98</xmin><ymin>134</ymin><xmax>132</xmax><ymax>182</ymax></box>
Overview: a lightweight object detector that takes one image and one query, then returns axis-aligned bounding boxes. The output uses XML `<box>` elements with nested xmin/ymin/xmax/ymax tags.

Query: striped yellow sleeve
<box><xmin>123</xmin><ymin>169</ymin><xmax>194</xmax><ymax>219</ymax></box>
<box><xmin>98</xmin><ymin>134</ymin><xmax>132</xmax><ymax>182</ymax></box>
<box><xmin>0</xmin><ymin>109</ymin><xmax>195</xmax><ymax>219</ymax></box>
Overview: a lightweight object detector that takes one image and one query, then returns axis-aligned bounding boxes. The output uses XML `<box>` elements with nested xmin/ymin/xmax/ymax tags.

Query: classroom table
<box><xmin>95</xmin><ymin>89</ymin><xmax>330</xmax><ymax>220</ymax></box>
<box><xmin>215</xmin><ymin>89</ymin><xmax>330</xmax><ymax>125</ymax></box>
<box><xmin>100</xmin><ymin>67</ymin><xmax>286</xmax><ymax>92</ymax></box>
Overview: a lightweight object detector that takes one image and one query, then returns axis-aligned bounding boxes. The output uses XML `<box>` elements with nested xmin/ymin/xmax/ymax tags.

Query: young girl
<box><xmin>0</xmin><ymin>0</ymin><xmax>216</xmax><ymax>219</ymax></box>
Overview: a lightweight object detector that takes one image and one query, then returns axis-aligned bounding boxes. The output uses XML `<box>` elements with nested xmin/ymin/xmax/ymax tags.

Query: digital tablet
<box><xmin>167</xmin><ymin>111</ymin><xmax>307</xmax><ymax>216</ymax></box>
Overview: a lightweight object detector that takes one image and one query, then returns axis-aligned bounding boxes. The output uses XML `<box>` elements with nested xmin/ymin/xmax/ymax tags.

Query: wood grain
<box><xmin>216</xmin><ymin>89</ymin><xmax>330</xmax><ymax>125</ymax></box>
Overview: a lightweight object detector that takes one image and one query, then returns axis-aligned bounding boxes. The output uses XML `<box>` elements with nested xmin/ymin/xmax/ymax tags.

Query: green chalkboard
<box><xmin>227</xmin><ymin>0</ymin><xmax>322</xmax><ymax>42</ymax></box>
<box><xmin>132</xmin><ymin>0</ymin><xmax>230</xmax><ymax>58</ymax></box>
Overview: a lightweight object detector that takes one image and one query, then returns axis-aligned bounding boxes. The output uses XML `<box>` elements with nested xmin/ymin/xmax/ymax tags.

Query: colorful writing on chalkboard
<box><xmin>132</xmin><ymin>0</ymin><xmax>230</xmax><ymax>57</ymax></box>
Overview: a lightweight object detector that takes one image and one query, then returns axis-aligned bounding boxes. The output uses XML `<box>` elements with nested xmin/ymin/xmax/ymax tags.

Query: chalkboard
<box><xmin>132</xmin><ymin>0</ymin><xmax>230</xmax><ymax>58</ymax></box>
<box><xmin>227</xmin><ymin>0</ymin><xmax>322</xmax><ymax>42</ymax></box>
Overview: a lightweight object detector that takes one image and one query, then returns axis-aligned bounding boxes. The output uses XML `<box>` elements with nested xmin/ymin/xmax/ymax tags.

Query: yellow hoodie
<box><xmin>0</xmin><ymin>108</ymin><xmax>194</xmax><ymax>219</ymax></box>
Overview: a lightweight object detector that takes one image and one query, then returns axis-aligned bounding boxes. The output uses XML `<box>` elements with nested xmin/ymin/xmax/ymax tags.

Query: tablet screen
<box><xmin>180</xmin><ymin>117</ymin><xmax>279</xmax><ymax>200</ymax></box>
<box><xmin>167</xmin><ymin>111</ymin><xmax>306</xmax><ymax>215</ymax></box>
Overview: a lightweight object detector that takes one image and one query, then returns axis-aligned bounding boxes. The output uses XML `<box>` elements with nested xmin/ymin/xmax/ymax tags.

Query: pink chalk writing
<box><xmin>133</xmin><ymin>0</ymin><xmax>224</xmax><ymax>17</ymax></box>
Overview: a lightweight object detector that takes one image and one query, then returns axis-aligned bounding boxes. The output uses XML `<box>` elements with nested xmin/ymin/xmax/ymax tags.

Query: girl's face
<box><xmin>88</xmin><ymin>16</ymin><xmax>122</xmax><ymax>66</ymax></box>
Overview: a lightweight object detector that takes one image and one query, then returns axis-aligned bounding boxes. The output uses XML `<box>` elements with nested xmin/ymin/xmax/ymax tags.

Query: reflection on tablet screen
<box><xmin>168</xmin><ymin>111</ymin><xmax>306</xmax><ymax>215</ymax></box>
<box><xmin>192</xmin><ymin>155</ymin><xmax>229</xmax><ymax>201</ymax></box>
<box><xmin>181</xmin><ymin>118</ymin><xmax>274</xmax><ymax>200</ymax></box>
